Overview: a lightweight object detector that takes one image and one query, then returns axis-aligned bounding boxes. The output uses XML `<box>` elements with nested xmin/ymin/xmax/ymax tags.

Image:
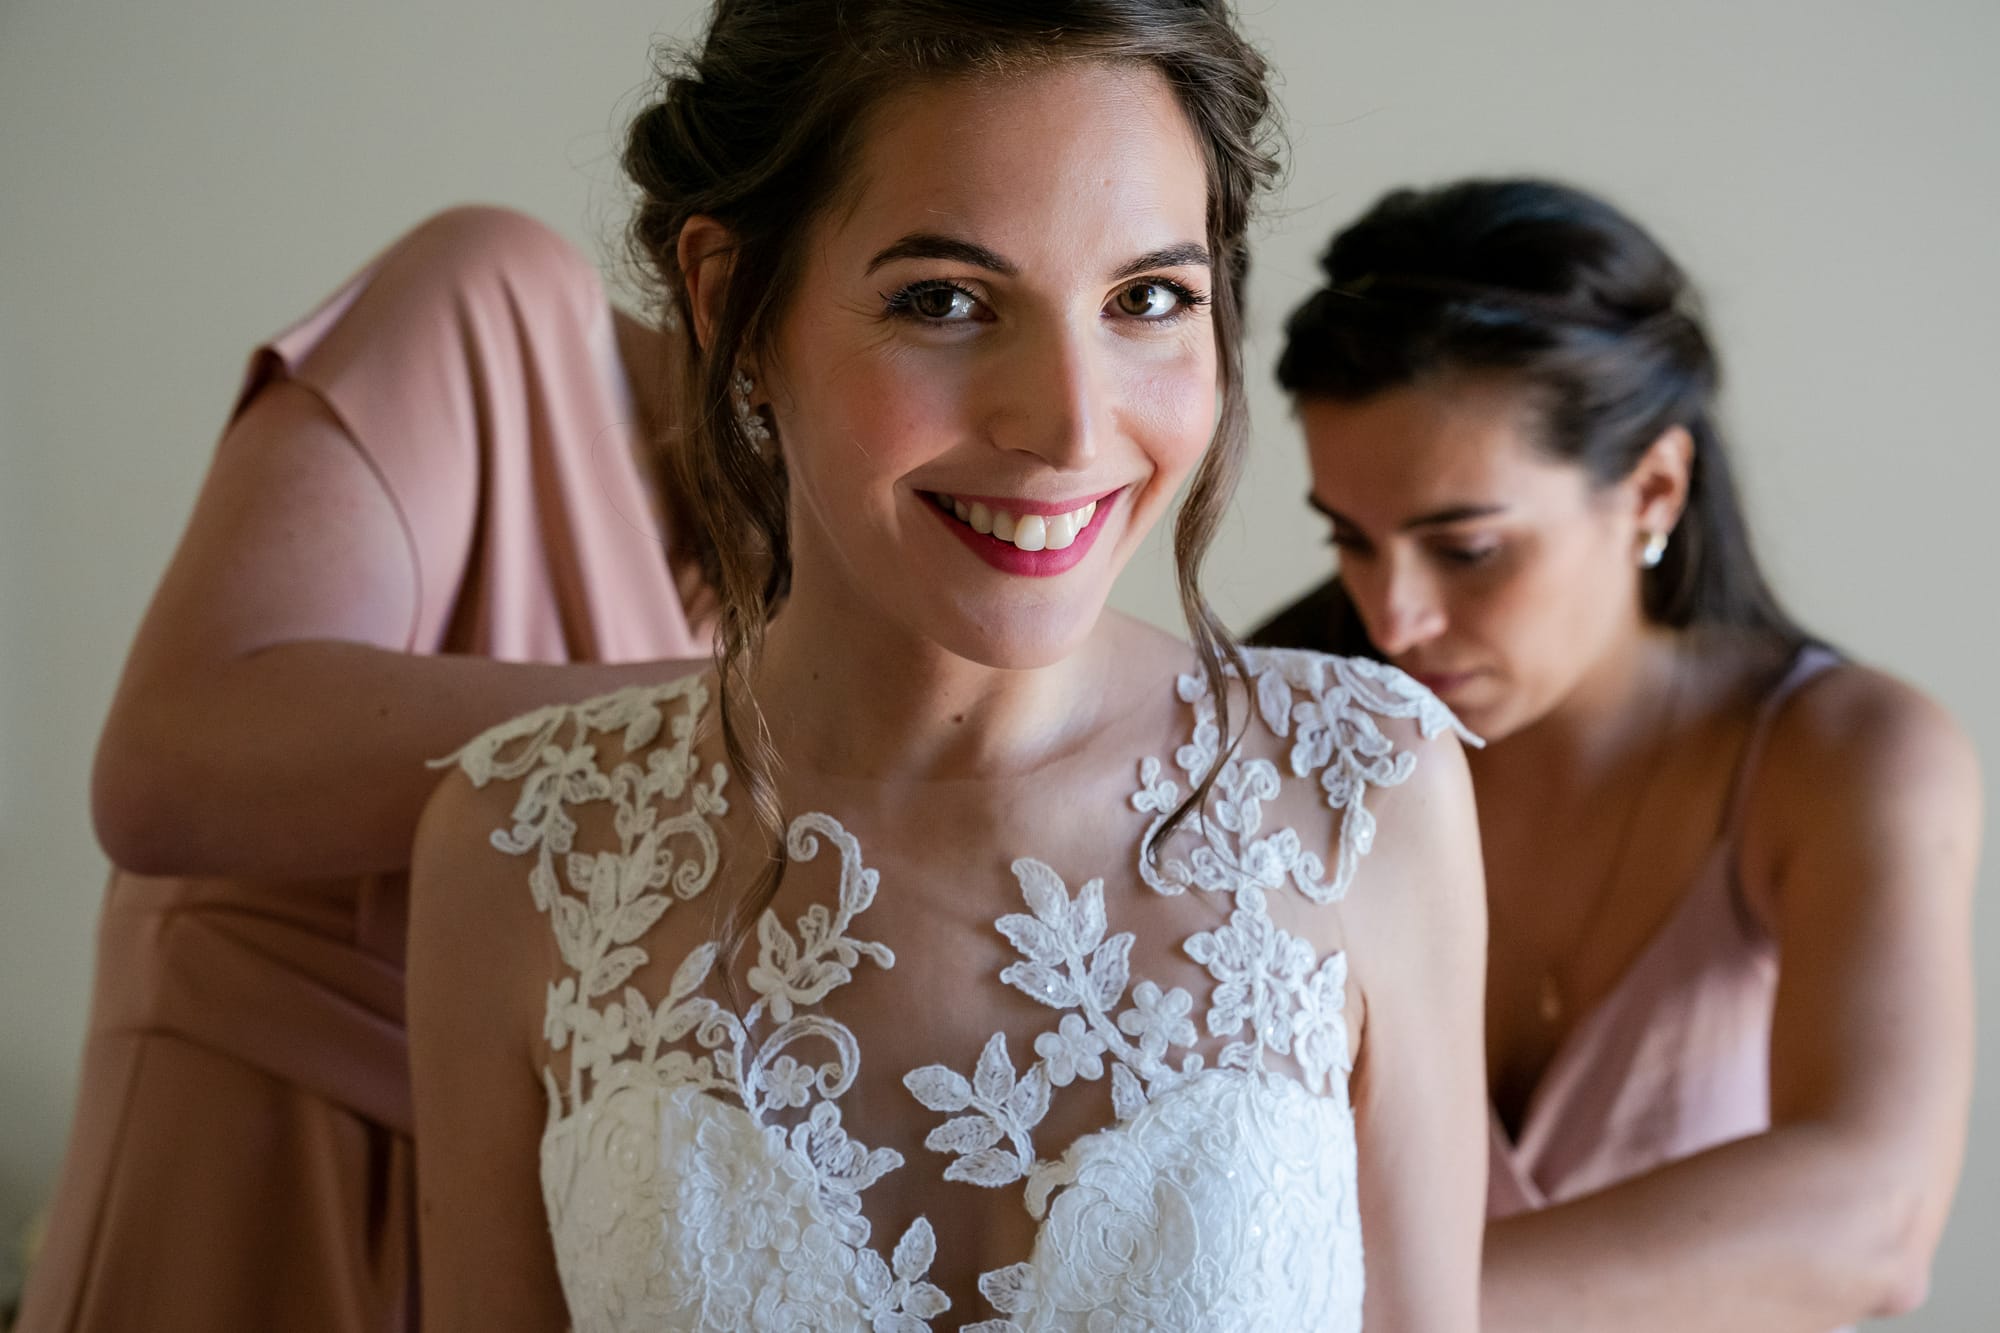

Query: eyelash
<box><xmin>880</xmin><ymin>277</ymin><xmax>1211</xmax><ymax>325</ymax></box>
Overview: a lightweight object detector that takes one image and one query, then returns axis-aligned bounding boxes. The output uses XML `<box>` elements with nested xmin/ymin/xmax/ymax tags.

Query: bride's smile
<box><xmin>746</xmin><ymin>64</ymin><xmax>1217</xmax><ymax>674</ymax></box>
<box><xmin>923</xmin><ymin>487</ymin><xmax>1120</xmax><ymax>576</ymax></box>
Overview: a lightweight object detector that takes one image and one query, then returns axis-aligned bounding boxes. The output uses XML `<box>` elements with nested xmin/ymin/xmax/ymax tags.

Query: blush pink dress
<box><xmin>20</xmin><ymin>206</ymin><xmax>705</xmax><ymax>1333</ymax></box>
<box><xmin>1486</xmin><ymin>645</ymin><xmax>1849</xmax><ymax>1329</ymax></box>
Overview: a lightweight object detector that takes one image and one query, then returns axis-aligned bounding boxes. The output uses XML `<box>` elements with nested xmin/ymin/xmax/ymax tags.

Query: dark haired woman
<box><xmin>408</xmin><ymin>4</ymin><xmax>1487</xmax><ymax>1329</ymax></box>
<box><xmin>1255</xmin><ymin>177</ymin><xmax>1980</xmax><ymax>1332</ymax></box>
<box><xmin>20</xmin><ymin>206</ymin><xmax>718</xmax><ymax>1332</ymax></box>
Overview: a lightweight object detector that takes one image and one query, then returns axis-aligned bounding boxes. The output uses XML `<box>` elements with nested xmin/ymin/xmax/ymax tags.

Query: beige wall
<box><xmin>2</xmin><ymin>0</ymin><xmax>1993</xmax><ymax>1321</ymax></box>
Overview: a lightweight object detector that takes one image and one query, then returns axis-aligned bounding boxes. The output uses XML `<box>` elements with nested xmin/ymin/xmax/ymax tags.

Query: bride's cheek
<box><xmin>1128</xmin><ymin>359</ymin><xmax>1219</xmax><ymax>476</ymax></box>
<box><xmin>832</xmin><ymin>358</ymin><xmax>974</xmax><ymax>461</ymax></box>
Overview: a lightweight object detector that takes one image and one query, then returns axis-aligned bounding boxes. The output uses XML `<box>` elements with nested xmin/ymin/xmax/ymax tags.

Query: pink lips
<box><xmin>926</xmin><ymin>488</ymin><xmax>1121</xmax><ymax>577</ymax></box>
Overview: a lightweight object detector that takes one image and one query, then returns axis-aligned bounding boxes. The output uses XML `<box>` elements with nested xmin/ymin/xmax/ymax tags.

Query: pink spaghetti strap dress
<box><xmin>1486</xmin><ymin>644</ymin><xmax>1850</xmax><ymax>1332</ymax></box>
<box><xmin>19</xmin><ymin>206</ymin><xmax>705</xmax><ymax>1333</ymax></box>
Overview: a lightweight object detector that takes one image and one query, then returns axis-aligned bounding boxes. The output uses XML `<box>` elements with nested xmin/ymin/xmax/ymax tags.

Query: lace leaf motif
<box><xmin>1135</xmin><ymin>647</ymin><xmax>1477</xmax><ymax>905</ymax></box>
<box><xmin>449</xmin><ymin>679</ymin><xmax>950</xmax><ymax>1328</ymax></box>
<box><xmin>905</xmin><ymin>858</ymin><xmax>1211</xmax><ymax>1210</ymax></box>
<box><xmin>447</xmin><ymin>651</ymin><xmax>1455</xmax><ymax>1331</ymax></box>
<box><xmin>901</xmin><ymin>648</ymin><xmax>1464</xmax><ymax>1327</ymax></box>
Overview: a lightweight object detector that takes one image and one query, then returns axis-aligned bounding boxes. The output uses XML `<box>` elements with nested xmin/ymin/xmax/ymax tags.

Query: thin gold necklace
<box><xmin>1537</xmin><ymin>648</ymin><xmax>1686</xmax><ymax>1027</ymax></box>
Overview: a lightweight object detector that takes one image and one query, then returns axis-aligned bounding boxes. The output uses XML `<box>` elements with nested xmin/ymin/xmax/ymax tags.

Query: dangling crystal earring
<box><xmin>1639</xmin><ymin>530</ymin><xmax>1669</xmax><ymax>569</ymax></box>
<box><xmin>733</xmin><ymin>369</ymin><xmax>774</xmax><ymax>456</ymax></box>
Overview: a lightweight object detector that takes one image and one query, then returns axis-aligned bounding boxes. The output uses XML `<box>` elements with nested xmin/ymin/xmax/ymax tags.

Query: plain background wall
<box><xmin>1</xmin><ymin>0</ymin><xmax>1993</xmax><ymax>1321</ymax></box>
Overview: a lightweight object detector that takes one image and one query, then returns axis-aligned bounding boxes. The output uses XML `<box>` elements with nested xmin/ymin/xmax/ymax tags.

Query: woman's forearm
<box><xmin>1482</xmin><ymin>1120</ymin><xmax>1935</xmax><ymax>1333</ymax></box>
<box><xmin>93</xmin><ymin>639</ymin><xmax>701</xmax><ymax>881</ymax></box>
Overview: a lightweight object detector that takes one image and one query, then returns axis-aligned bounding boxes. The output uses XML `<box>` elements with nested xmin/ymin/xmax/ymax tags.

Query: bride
<box><xmin>407</xmin><ymin>2</ymin><xmax>1486</xmax><ymax>1328</ymax></box>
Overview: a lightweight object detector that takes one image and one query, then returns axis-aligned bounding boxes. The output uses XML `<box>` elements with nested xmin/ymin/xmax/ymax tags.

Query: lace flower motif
<box><xmin>1184</xmin><ymin>884</ymin><xmax>1314</xmax><ymax>1070</ymax></box>
<box><xmin>451</xmin><ymin>682</ymin><xmax>952</xmax><ymax>1329</ymax></box>
<box><xmin>1034</xmin><ymin>1015</ymin><xmax>1108</xmax><ymax>1088</ymax></box>
<box><xmin>907</xmin><ymin>858</ymin><xmax>1219</xmax><ymax>1196</ymax></box>
<box><xmin>1118</xmin><ymin>980</ymin><xmax>1197</xmax><ymax>1060</ymax></box>
<box><xmin>1134</xmin><ymin>647</ymin><xmax>1477</xmax><ymax>905</ymax></box>
<box><xmin>455</xmin><ymin>650</ymin><xmax>1460</xmax><ymax>1332</ymax></box>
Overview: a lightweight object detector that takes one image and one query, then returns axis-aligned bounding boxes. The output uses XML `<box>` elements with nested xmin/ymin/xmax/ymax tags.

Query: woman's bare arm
<box><xmin>408</xmin><ymin>767</ymin><xmax>572</xmax><ymax>1330</ymax></box>
<box><xmin>1480</xmin><ymin>667</ymin><xmax>1981</xmax><ymax>1331</ymax></box>
<box><xmin>1349</xmin><ymin>721</ymin><xmax>1488</xmax><ymax>1333</ymax></box>
<box><xmin>94</xmin><ymin>381</ymin><xmax>699</xmax><ymax>880</ymax></box>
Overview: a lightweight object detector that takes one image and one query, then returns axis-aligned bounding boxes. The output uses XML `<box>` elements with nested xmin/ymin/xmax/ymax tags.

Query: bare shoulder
<box><xmin>414</xmin><ymin>757</ymin><xmax>530</xmax><ymax>890</ymax></box>
<box><xmin>1754</xmin><ymin>661</ymin><xmax>1982</xmax><ymax>832</ymax></box>
<box><xmin>1743</xmin><ymin>660</ymin><xmax>1983</xmax><ymax>923</ymax></box>
<box><xmin>408</xmin><ymin>704</ymin><xmax>583</xmax><ymax>1328</ymax></box>
<box><xmin>410</xmin><ymin>753</ymin><xmax>549</xmax><ymax>993</ymax></box>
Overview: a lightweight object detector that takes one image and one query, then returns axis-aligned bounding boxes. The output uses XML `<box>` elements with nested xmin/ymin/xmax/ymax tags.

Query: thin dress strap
<box><xmin>1717</xmin><ymin>643</ymin><xmax>1844</xmax><ymax>848</ymax></box>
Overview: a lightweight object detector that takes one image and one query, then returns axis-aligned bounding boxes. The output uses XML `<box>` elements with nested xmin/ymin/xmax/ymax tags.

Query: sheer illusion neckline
<box><xmin>446</xmin><ymin>648</ymin><xmax>1472</xmax><ymax>1330</ymax></box>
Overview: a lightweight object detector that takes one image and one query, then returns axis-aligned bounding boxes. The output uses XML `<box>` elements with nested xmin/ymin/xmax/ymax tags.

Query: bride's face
<box><xmin>763</xmin><ymin>61</ymin><xmax>1217</xmax><ymax>669</ymax></box>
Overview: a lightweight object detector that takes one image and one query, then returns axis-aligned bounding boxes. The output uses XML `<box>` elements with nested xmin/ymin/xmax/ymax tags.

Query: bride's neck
<box><xmin>750</xmin><ymin>588</ymin><xmax>1115</xmax><ymax>785</ymax></box>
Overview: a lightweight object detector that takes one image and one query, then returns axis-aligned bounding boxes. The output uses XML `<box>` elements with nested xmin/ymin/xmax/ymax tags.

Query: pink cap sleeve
<box><xmin>230</xmin><ymin>206</ymin><xmax>621</xmax><ymax>650</ymax></box>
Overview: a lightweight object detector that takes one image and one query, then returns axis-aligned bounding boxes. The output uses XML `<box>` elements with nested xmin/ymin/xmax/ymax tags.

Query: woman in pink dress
<box><xmin>1255</xmin><ymin>177</ymin><xmax>1982</xmax><ymax>1331</ymax></box>
<box><xmin>20</xmin><ymin>204</ymin><xmax>712</xmax><ymax>1331</ymax></box>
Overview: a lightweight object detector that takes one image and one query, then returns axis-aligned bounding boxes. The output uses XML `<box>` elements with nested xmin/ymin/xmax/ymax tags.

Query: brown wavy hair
<box><xmin>622</xmin><ymin>0</ymin><xmax>1281</xmax><ymax>965</ymax></box>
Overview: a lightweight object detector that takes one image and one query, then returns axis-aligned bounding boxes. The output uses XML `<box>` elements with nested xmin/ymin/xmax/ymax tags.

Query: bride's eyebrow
<box><xmin>1110</xmin><ymin>243</ymin><xmax>1211</xmax><ymax>281</ymax></box>
<box><xmin>866</xmin><ymin>233</ymin><xmax>1016</xmax><ymax>276</ymax></box>
<box><xmin>863</xmin><ymin>236</ymin><xmax>1213</xmax><ymax>282</ymax></box>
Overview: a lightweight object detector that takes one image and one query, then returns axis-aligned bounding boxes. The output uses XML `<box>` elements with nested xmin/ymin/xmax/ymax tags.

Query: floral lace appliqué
<box><xmin>894</xmin><ymin>649</ymin><xmax>1462</xmax><ymax>1330</ymax></box>
<box><xmin>451</xmin><ymin>677</ymin><xmax>948</xmax><ymax>1331</ymax></box>
<box><xmin>448</xmin><ymin>650</ymin><xmax>1464</xmax><ymax>1332</ymax></box>
<box><xmin>1133</xmin><ymin>647</ymin><xmax>1477</xmax><ymax>905</ymax></box>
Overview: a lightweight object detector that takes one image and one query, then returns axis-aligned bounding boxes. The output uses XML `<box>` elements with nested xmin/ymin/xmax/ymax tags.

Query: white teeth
<box><xmin>935</xmin><ymin>492</ymin><xmax>1103</xmax><ymax>554</ymax></box>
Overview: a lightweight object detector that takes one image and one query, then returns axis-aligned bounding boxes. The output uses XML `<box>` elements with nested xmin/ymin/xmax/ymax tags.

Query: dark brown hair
<box><xmin>1258</xmin><ymin>177</ymin><xmax>1810</xmax><ymax>658</ymax></box>
<box><xmin>622</xmin><ymin>0</ymin><xmax>1280</xmax><ymax>961</ymax></box>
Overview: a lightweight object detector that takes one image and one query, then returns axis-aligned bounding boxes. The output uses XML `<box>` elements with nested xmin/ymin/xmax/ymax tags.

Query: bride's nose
<box><xmin>983</xmin><ymin>326</ymin><xmax>1102</xmax><ymax>472</ymax></box>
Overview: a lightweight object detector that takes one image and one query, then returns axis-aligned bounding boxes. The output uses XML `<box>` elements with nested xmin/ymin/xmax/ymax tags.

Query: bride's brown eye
<box><xmin>1114</xmin><ymin>282</ymin><xmax>1179</xmax><ymax>318</ymax></box>
<box><xmin>903</xmin><ymin>284</ymin><xmax>976</xmax><ymax>320</ymax></box>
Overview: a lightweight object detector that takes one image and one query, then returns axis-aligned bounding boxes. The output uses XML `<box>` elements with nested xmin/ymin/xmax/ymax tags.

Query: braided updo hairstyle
<box><xmin>1270</xmin><ymin>177</ymin><xmax>1807</xmax><ymax>657</ymax></box>
<box><xmin>621</xmin><ymin>0</ymin><xmax>1281</xmax><ymax>959</ymax></box>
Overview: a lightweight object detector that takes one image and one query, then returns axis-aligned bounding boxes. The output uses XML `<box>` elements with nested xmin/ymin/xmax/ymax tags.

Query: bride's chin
<box><xmin>927</xmin><ymin>603</ymin><xmax>1107</xmax><ymax>674</ymax></box>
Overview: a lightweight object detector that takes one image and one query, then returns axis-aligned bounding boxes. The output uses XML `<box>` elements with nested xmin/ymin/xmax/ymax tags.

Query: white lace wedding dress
<box><xmin>446</xmin><ymin>647</ymin><xmax>1465</xmax><ymax>1331</ymax></box>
